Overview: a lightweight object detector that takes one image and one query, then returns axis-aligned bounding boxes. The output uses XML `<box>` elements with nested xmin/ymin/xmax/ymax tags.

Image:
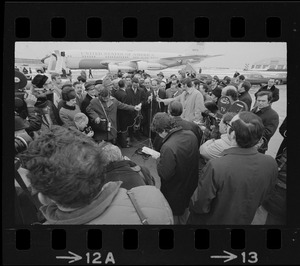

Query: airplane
<box><xmin>41</xmin><ymin>43</ymin><xmax>222</xmax><ymax>74</ymax></box>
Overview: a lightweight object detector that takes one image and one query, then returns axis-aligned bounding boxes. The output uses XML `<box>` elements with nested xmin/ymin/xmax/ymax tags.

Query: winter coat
<box><xmin>104</xmin><ymin>160</ymin><xmax>155</xmax><ymax>190</ymax></box>
<box><xmin>251</xmin><ymin>105</ymin><xmax>279</xmax><ymax>152</ymax></box>
<box><xmin>200</xmin><ymin>134</ymin><xmax>232</xmax><ymax>161</ymax></box>
<box><xmin>173</xmin><ymin>116</ymin><xmax>203</xmax><ymax>148</ymax></box>
<box><xmin>41</xmin><ymin>181</ymin><xmax>174</xmax><ymax>225</ymax></box>
<box><xmin>157</xmin><ymin>127</ymin><xmax>200</xmax><ymax>216</ymax></box>
<box><xmin>86</xmin><ymin>96</ymin><xmax>135</xmax><ymax>142</ymax></box>
<box><xmin>238</xmin><ymin>91</ymin><xmax>252</xmax><ymax>111</ymax></box>
<box><xmin>188</xmin><ymin>147</ymin><xmax>278</xmax><ymax>225</ymax></box>
<box><xmin>59</xmin><ymin>103</ymin><xmax>81</xmax><ymax>129</ymax></box>
<box><xmin>254</xmin><ymin>85</ymin><xmax>279</xmax><ymax>103</ymax></box>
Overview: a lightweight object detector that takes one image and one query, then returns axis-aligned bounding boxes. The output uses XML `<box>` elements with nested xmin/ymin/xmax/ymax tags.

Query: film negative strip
<box><xmin>3</xmin><ymin>1</ymin><xmax>300</xmax><ymax>265</ymax></box>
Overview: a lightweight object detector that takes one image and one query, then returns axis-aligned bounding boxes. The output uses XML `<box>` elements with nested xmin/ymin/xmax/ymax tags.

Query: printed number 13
<box><xmin>241</xmin><ymin>252</ymin><xmax>258</xmax><ymax>263</ymax></box>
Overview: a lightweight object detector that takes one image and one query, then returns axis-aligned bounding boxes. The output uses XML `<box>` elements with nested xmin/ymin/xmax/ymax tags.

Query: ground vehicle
<box><xmin>242</xmin><ymin>73</ymin><xmax>269</xmax><ymax>86</ymax></box>
<box><xmin>273</xmin><ymin>73</ymin><xmax>287</xmax><ymax>85</ymax></box>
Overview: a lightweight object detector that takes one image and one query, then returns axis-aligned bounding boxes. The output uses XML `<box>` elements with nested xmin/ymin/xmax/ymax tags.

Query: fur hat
<box><xmin>35</xmin><ymin>96</ymin><xmax>48</xmax><ymax>109</ymax></box>
<box><xmin>31</xmin><ymin>74</ymin><xmax>49</xmax><ymax>88</ymax></box>
<box><xmin>85</xmin><ymin>81</ymin><xmax>96</xmax><ymax>91</ymax></box>
<box><xmin>15</xmin><ymin>70</ymin><xmax>28</xmax><ymax>91</ymax></box>
<box><xmin>211</xmin><ymin>87</ymin><xmax>222</xmax><ymax>99</ymax></box>
<box><xmin>62</xmin><ymin>87</ymin><xmax>76</xmax><ymax>101</ymax></box>
<box><xmin>157</xmin><ymin>72</ymin><xmax>164</xmax><ymax>78</ymax></box>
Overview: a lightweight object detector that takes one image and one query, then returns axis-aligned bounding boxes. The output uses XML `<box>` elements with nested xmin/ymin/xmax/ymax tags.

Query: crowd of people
<box><xmin>14</xmin><ymin>67</ymin><xmax>286</xmax><ymax>225</ymax></box>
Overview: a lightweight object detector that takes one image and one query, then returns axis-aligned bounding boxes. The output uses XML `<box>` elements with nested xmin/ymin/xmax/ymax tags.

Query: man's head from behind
<box><xmin>151</xmin><ymin>112</ymin><xmax>176</xmax><ymax>138</ymax></box>
<box><xmin>168</xmin><ymin>101</ymin><xmax>183</xmax><ymax>117</ymax></box>
<box><xmin>21</xmin><ymin>126</ymin><xmax>107</xmax><ymax>209</ymax></box>
<box><xmin>100</xmin><ymin>143</ymin><xmax>123</xmax><ymax>165</ymax></box>
<box><xmin>227</xmin><ymin>111</ymin><xmax>264</xmax><ymax>148</ymax></box>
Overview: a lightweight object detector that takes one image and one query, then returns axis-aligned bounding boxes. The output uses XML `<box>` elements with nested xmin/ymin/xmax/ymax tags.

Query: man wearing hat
<box><xmin>81</xmin><ymin>81</ymin><xmax>98</xmax><ymax>115</ymax></box>
<box><xmin>15</xmin><ymin>71</ymin><xmax>43</xmax><ymax>138</ymax></box>
<box><xmin>102</xmin><ymin>78</ymin><xmax>115</xmax><ymax>96</ymax></box>
<box><xmin>157</xmin><ymin>72</ymin><xmax>165</xmax><ymax>83</ymax></box>
<box><xmin>211</xmin><ymin>86</ymin><xmax>222</xmax><ymax>104</ymax></box>
<box><xmin>34</xmin><ymin>95</ymin><xmax>62</xmax><ymax>133</ymax></box>
<box><xmin>59</xmin><ymin>86</ymin><xmax>81</xmax><ymax>129</ymax></box>
<box><xmin>31</xmin><ymin>74</ymin><xmax>54</xmax><ymax>103</ymax></box>
<box><xmin>15</xmin><ymin>70</ymin><xmax>28</xmax><ymax>97</ymax></box>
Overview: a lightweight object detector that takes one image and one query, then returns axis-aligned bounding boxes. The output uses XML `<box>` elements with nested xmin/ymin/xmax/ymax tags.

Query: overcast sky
<box><xmin>15</xmin><ymin>42</ymin><xmax>286</xmax><ymax>69</ymax></box>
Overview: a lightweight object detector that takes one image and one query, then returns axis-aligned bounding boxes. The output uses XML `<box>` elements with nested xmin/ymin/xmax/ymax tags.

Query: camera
<box><xmin>15</xmin><ymin>133</ymin><xmax>32</xmax><ymax>156</ymax></box>
<box><xmin>83</xmin><ymin>125</ymin><xmax>93</xmax><ymax>134</ymax></box>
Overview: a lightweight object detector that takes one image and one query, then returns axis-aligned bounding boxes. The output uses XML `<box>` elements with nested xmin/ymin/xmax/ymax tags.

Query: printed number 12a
<box><xmin>241</xmin><ymin>252</ymin><xmax>258</xmax><ymax>263</ymax></box>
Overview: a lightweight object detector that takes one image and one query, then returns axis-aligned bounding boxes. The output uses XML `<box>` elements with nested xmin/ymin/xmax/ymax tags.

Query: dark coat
<box><xmin>238</xmin><ymin>91</ymin><xmax>252</xmax><ymax>111</ymax></box>
<box><xmin>173</xmin><ymin>116</ymin><xmax>203</xmax><ymax>148</ymax></box>
<box><xmin>157</xmin><ymin>127</ymin><xmax>199</xmax><ymax>215</ymax></box>
<box><xmin>104</xmin><ymin>160</ymin><xmax>155</xmax><ymax>190</ymax></box>
<box><xmin>81</xmin><ymin>94</ymin><xmax>95</xmax><ymax>115</ymax></box>
<box><xmin>124</xmin><ymin>86</ymin><xmax>146</xmax><ymax>128</ymax></box>
<box><xmin>188</xmin><ymin>147</ymin><xmax>278</xmax><ymax>225</ymax></box>
<box><xmin>86</xmin><ymin>96</ymin><xmax>135</xmax><ymax>142</ymax></box>
<box><xmin>114</xmin><ymin>89</ymin><xmax>130</xmax><ymax>131</ymax></box>
<box><xmin>251</xmin><ymin>105</ymin><xmax>279</xmax><ymax>151</ymax></box>
<box><xmin>255</xmin><ymin>85</ymin><xmax>279</xmax><ymax>103</ymax></box>
<box><xmin>276</xmin><ymin>117</ymin><xmax>287</xmax><ymax>158</ymax></box>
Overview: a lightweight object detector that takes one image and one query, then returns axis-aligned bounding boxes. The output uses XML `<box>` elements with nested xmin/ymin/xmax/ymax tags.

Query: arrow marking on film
<box><xmin>56</xmin><ymin>251</ymin><xmax>82</xmax><ymax>264</ymax></box>
<box><xmin>211</xmin><ymin>250</ymin><xmax>238</xmax><ymax>263</ymax></box>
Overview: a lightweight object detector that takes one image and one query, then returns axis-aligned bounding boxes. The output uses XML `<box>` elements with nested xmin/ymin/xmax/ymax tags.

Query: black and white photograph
<box><xmin>14</xmin><ymin>41</ymin><xmax>287</xmax><ymax>226</ymax></box>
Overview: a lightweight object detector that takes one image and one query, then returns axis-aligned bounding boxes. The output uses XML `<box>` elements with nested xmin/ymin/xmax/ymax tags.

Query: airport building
<box><xmin>245</xmin><ymin>57</ymin><xmax>287</xmax><ymax>71</ymax></box>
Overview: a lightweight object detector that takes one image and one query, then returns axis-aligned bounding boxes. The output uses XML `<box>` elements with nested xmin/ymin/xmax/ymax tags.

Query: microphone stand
<box><xmin>147</xmin><ymin>92</ymin><xmax>154</xmax><ymax>149</ymax></box>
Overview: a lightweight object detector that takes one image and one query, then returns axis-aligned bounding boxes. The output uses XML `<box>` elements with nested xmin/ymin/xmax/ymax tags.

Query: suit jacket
<box><xmin>251</xmin><ymin>105</ymin><xmax>279</xmax><ymax>150</ymax></box>
<box><xmin>238</xmin><ymin>91</ymin><xmax>252</xmax><ymax>111</ymax></box>
<box><xmin>81</xmin><ymin>94</ymin><xmax>95</xmax><ymax>115</ymax></box>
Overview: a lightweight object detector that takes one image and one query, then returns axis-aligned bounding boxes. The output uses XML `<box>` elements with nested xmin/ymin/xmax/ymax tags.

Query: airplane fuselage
<box><xmin>59</xmin><ymin>50</ymin><xmax>201</xmax><ymax>70</ymax></box>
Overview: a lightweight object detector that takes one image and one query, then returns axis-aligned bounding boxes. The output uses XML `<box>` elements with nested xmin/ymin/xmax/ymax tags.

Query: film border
<box><xmin>3</xmin><ymin>1</ymin><xmax>300</xmax><ymax>265</ymax></box>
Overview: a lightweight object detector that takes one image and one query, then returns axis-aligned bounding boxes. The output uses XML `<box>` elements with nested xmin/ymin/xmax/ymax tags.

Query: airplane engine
<box><xmin>136</xmin><ymin>61</ymin><xmax>148</xmax><ymax>70</ymax></box>
<box><xmin>108</xmin><ymin>64</ymin><xmax>119</xmax><ymax>73</ymax></box>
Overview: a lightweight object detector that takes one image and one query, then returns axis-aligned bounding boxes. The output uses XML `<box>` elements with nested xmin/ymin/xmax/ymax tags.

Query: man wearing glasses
<box><xmin>188</xmin><ymin>111</ymin><xmax>278</xmax><ymax>225</ymax></box>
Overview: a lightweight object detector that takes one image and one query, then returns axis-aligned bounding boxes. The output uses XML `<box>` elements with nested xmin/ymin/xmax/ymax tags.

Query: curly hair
<box><xmin>21</xmin><ymin>126</ymin><xmax>107</xmax><ymax>208</ymax></box>
<box><xmin>151</xmin><ymin>112</ymin><xmax>177</xmax><ymax>134</ymax></box>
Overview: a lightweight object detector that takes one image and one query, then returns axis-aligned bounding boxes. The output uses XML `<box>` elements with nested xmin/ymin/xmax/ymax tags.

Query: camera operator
<box><xmin>15</xmin><ymin>70</ymin><xmax>42</xmax><ymax>139</ymax></box>
<box><xmin>15</xmin><ymin>115</ymin><xmax>45</xmax><ymax>225</ymax></box>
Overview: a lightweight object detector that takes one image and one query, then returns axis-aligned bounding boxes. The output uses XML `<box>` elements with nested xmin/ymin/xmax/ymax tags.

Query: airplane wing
<box><xmin>160</xmin><ymin>54</ymin><xmax>222</xmax><ymax>60</ymax></box>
